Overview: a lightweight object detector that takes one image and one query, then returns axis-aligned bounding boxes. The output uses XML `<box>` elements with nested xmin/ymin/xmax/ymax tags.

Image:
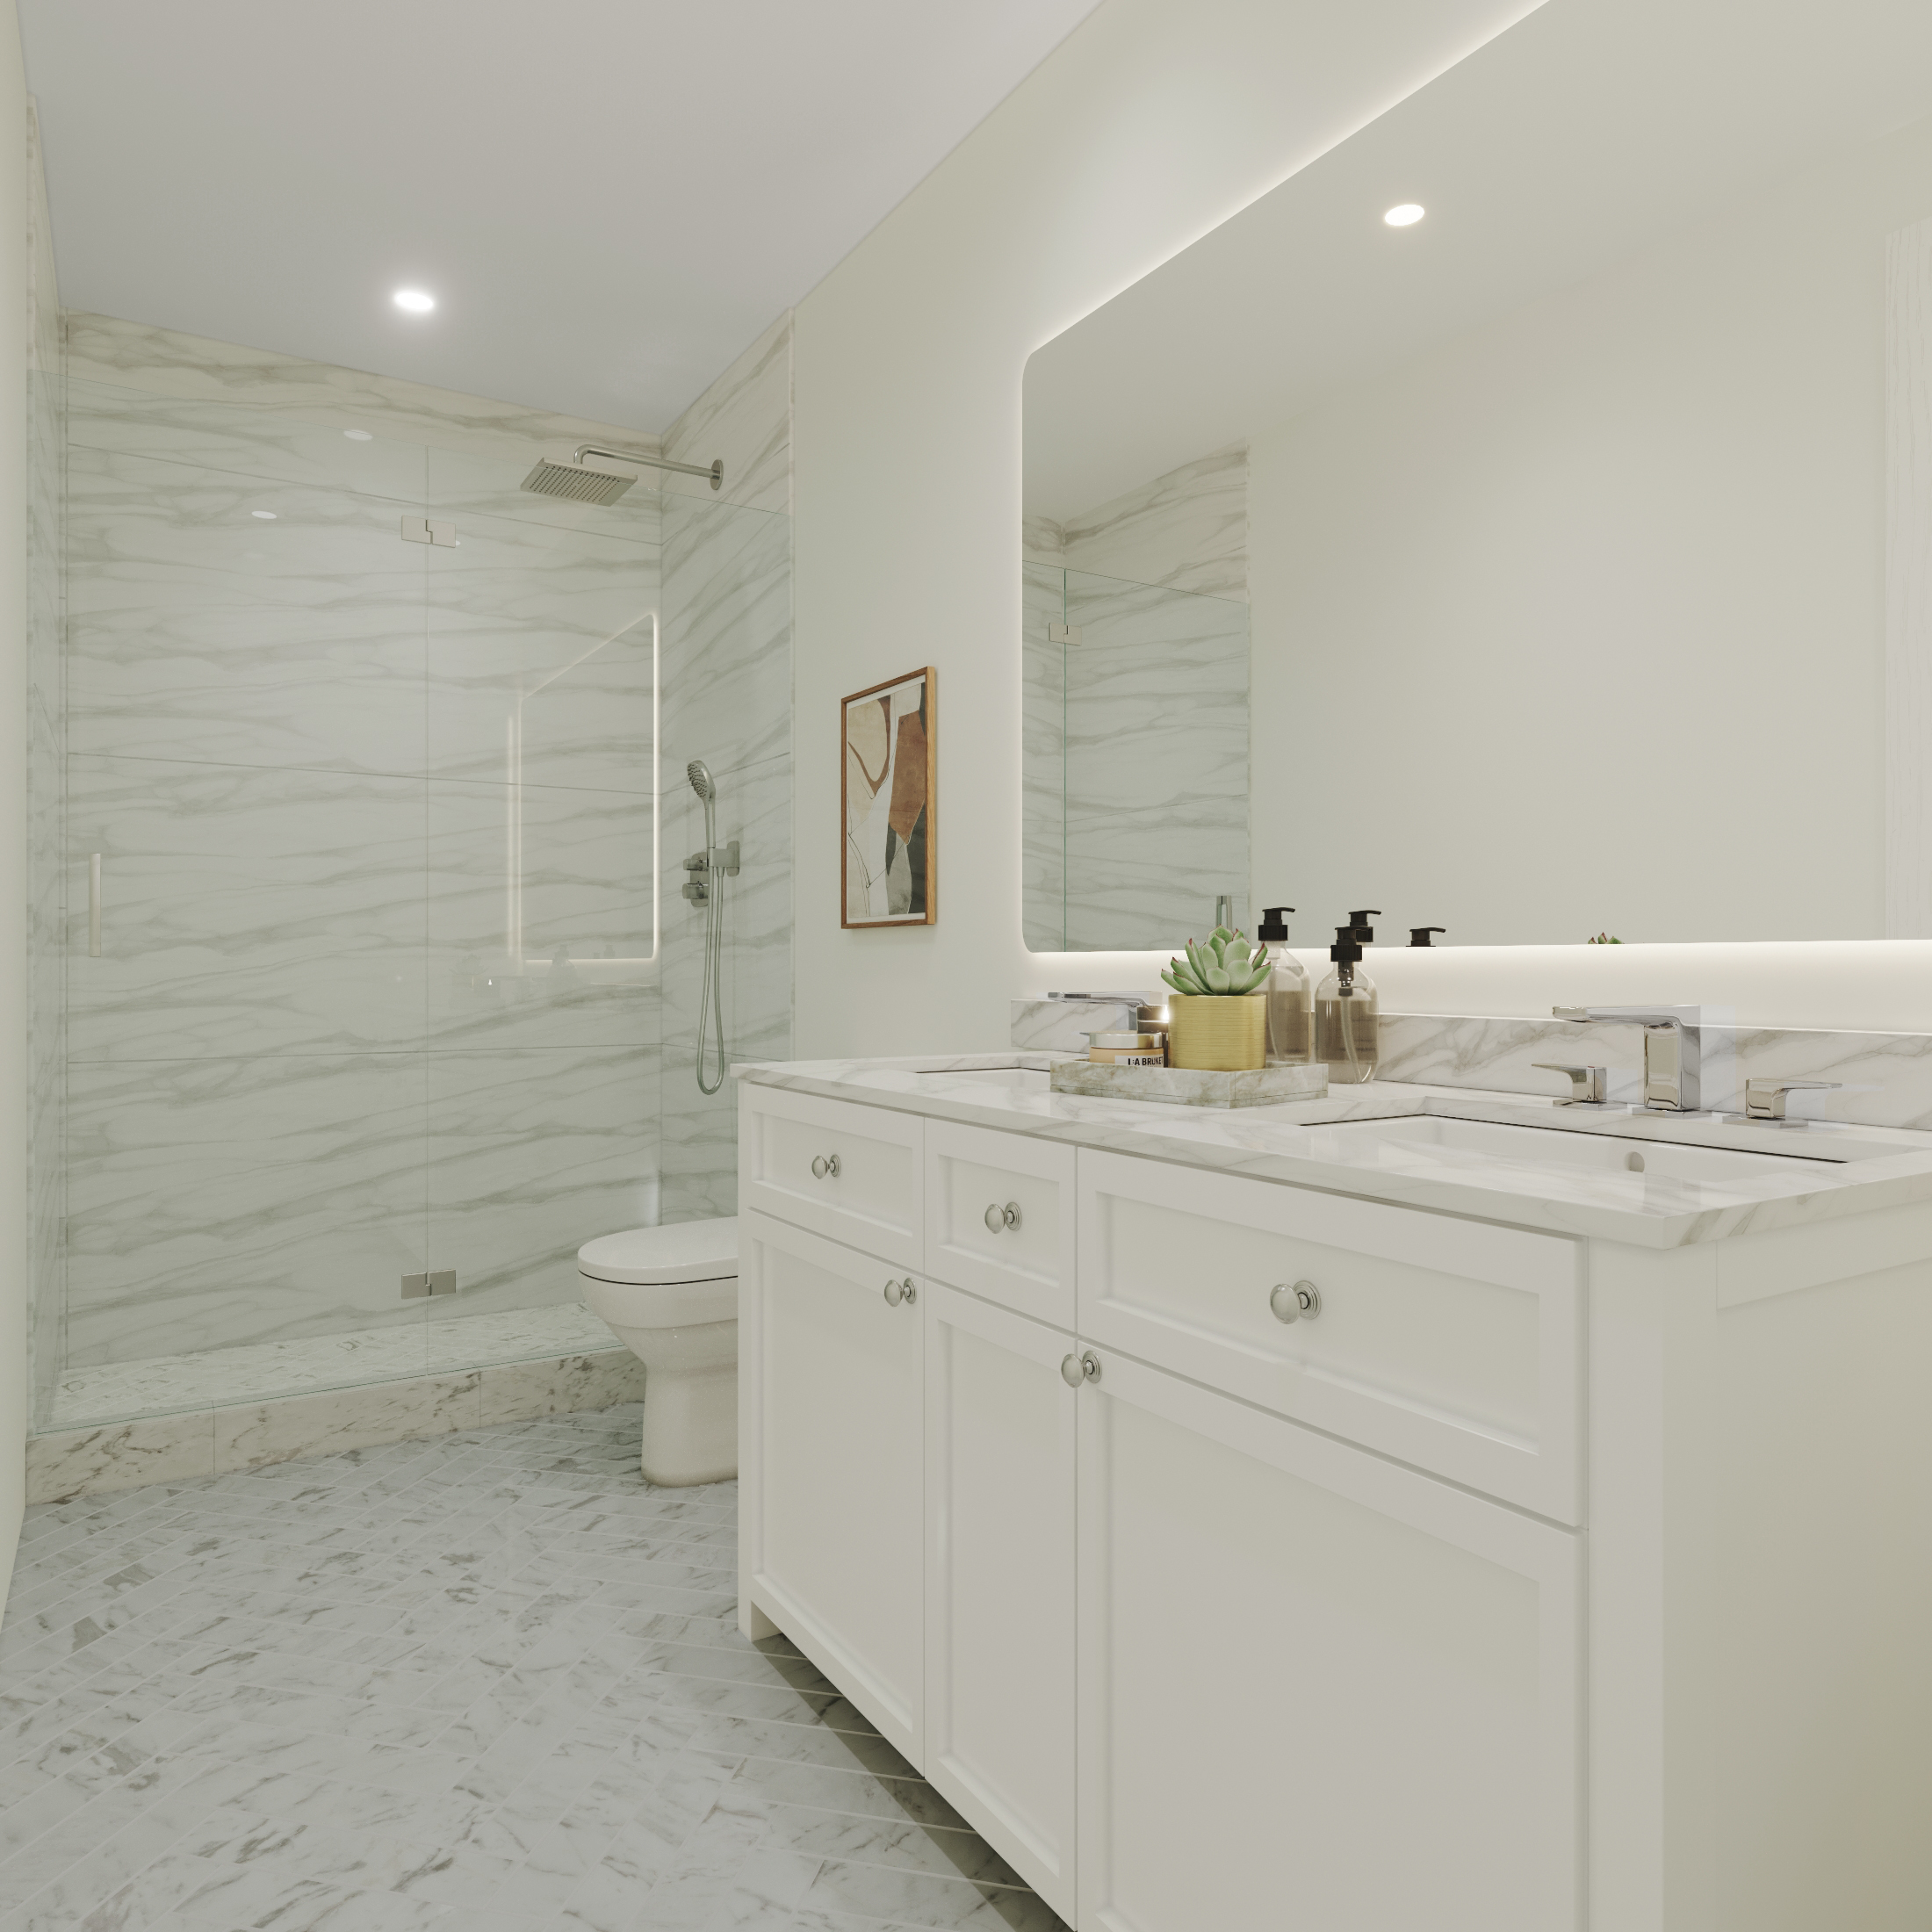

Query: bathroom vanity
<box><xmin>735</xmin><ymin>1057</ymin><xmax>1932</xmax><ymax>1932</ymax></box>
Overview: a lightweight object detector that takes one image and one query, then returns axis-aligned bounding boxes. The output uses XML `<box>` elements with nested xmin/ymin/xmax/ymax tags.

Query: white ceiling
<box><xmin>1025</xmin><ymin>0</ymin><xmax>1932</xmax><ymax>522</ymax></box>
<box><xmin>19</xmin><ymin>0</ymin><xmax>1105</xmax><ymax>432</ymax></box>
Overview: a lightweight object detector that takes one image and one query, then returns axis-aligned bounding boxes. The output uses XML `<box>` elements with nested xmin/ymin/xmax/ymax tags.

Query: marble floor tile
<box><xmin>1</xmin><ymin>1409</ymin><xmax>1066</xmax><ymax>1932</ymax></box>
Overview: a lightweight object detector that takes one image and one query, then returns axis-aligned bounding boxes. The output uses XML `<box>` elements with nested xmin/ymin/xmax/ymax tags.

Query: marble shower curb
<box><xmin>25</xmin><ymin>1345</ymin><xmax>649</xmax><ymax>1504</ymax></box>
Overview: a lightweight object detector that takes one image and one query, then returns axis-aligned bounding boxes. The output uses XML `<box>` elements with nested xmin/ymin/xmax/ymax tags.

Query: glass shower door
<box><xmin>420</xmin><ymin>447</ymin><xmax>661</xmax><ymax>1373</ymax></box>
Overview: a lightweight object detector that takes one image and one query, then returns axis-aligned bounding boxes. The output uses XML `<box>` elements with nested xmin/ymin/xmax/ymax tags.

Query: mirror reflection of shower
<box><xmin>682</xmin><ymin>760</ymin><xmax>741</xmax><ymax>1094</ymax></box>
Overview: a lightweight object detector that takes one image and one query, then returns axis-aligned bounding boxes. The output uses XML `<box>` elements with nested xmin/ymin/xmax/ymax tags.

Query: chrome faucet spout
<box><xmin>1554</xmin><ymin>1005</ymin><xmax>1704</xmax><ymax>1113</ymax></box>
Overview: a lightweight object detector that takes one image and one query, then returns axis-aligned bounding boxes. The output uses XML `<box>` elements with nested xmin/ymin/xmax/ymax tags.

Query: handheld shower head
<box><xmin>687</xmin><ymin>761</ymin><xmax>714</xmax><ymax>801</ymax></box>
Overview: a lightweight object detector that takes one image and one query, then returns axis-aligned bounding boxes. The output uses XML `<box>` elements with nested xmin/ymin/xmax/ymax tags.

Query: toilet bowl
<box><xmin>579</xmin><ymin>1217</ymin><xmax>738</xmax><ymax>1487</ymax></box>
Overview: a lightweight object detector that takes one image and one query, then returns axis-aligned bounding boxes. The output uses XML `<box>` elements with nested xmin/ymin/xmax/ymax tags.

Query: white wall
<box><xmin>0</xmin><ymin>0</ymin><xmax>29</xmax><ymax>1597</ymax></box>
<box><xmin>793</xmin><ymin>0</ymin><xmax>1932</xmax><ymax>1041</ymax></box>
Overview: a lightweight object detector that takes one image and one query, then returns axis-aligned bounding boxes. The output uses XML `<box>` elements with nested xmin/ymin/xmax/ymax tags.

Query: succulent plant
<box><xmin>1162</xmin><ymin>926</ymin><xmax>1272</xmax><ymax>998</ymax></box>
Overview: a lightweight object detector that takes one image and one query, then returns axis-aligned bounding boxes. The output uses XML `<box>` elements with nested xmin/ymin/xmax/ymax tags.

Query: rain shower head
<box><xmin>520</xmin><ymin>443</ymin><xmax>724</xmax><ymax>504</ymax></box>
<box><xmin>519</xmin><ymin>456</ymin><xmax>637</xmax><ymax>506</ymax></box>
<box><xmin>687</xmin><ymin>761</ymin><xmax>715</xmax><ymax>801</ymax></box>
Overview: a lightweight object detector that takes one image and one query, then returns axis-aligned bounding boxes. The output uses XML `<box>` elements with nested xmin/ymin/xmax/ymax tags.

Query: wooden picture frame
<box><xmin>842</xmin><ymin>666</ymin><xmax>937</xmax><ymax>927</ymax></box>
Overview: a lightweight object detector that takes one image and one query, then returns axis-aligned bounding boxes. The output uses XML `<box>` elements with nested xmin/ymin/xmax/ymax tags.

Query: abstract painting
<box><xmin>843</xmin><ymin>667</ymin><xmax>936</xmax><ymax>926</ymax></box>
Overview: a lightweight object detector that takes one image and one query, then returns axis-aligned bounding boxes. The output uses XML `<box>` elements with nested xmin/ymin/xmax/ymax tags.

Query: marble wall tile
<box><xmin>660</xmin><ymin>313</ymin><xmax>792</xmax><ymax>515</ymax></box>
<box><xmin>65</xmin><ymin>1053</ymin><xmax>429</xmax><ymax>1368</ymax></box>
<box><xmin>478</xmin><ymin>1351</ymin><xmax>649</xmax><ymax>1427</ymax></box>
<box><xmin>659</xmin><ymin>755</ymin><xmax>790</xmax><ymax>1223</ymax></box>
<box><xmin>65</xmin><ymin>313</ymin><xmax>662</xmax><ymax>464</ymax></box>
<box><xmin>65</xmin><ymin>447</ymin><xmax>429</xmax><ymax>775</ymax></box>
<box><xmin>426</xmin><ymin>778</ymin><xmax>656</xmax><ymax>1051</ymax></box>
<box><xmin>1058</xmin><ymin>572</ymin><xmax>1249</xmax><ymax>951</ymax></box>
<box><xmin>1021</xmin><ymin>513</ymin><xmax>1065</xmax><ymax>567</ymax></box>
<box><xmin>659</xmin><ymin>494</ymin><xmax>792</xmax><ymax>778</ymax></box>
<box><xmin>211</xmin><ymin>1373</ymin><xmax>481</xmax><ymax>1475</ymax></box>
<box><xmin>1373</xmin><ymin>1010</ymin><xmax>1932</xmax><ymax>1131</ymax></box>
<box><xmin>423</xmin><ymin>1047</ymin><xmax>660</xmax><ymax>1337</ymax></box>
<box><xmin>67</xmin><ymin>757</ymin><xmax>428</xmax><ymax>1061</ymax></box>
<box><xmin>425</xmin><ymin>504</ymin><xmax>658</xmax><ymax>792</ymax></box>
<box><xmin>65</xmin><ymin>374</ymin><xmax>430</xmax><ymax>504</ymax></box>
<box><xmin>1059</xmin><ymin>441</ymin><xmax>1248</xmax><ymax>602</ymax></box>
<box><xmin>1022</xmin><ymin>566</ymin><xmax>1066</xmax><ymax>953</ymax></box>
<box><xmin>1009</xmin><ymin>998</ymin><xmax>1148</xmax><ymax>1050</ymax></box>
<box><xmin>26</xmin><ymin>1413</ymin><xmax>216</xmax><ymax>1505</ymax></box>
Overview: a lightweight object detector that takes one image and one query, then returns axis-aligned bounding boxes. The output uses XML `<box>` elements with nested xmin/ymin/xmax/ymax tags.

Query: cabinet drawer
<box><xmin>740</xmin><ymin>1085</ymin><xmax>923</xmax><ymax>1270</ymax></box>
<box><xmin>1076</xmin><ymin>1150</ymin><xmax>1582</xmax><ymax>1522</ymax></box>
<box><xmin>924</xmin><ymin>1121</ymin><xmax>1075</xmax><ymax>1330</ymax></box>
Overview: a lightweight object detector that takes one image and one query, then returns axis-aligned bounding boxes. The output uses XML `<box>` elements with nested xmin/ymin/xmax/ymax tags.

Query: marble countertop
<box><xmin>736</xmin><ymin>1053</ymin><xmax>1932</xmax><ymax>1249</ymax></box>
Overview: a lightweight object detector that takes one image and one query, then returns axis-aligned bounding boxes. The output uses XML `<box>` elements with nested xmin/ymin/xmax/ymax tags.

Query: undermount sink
<box><xmin>926</xmin><ymin>1064</ymin><xmax>1051</xmax><ymax>1091</ymax></box>
<box><xmin>1301</xmin><ymin>1113</ymin><xmax>1853</xmax><ymax>1186</ymax></box>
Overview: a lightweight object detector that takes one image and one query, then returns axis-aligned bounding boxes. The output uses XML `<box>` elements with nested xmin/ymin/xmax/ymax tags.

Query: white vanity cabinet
<box><xmin>740</xmin><ymin>1070</ymin><xmax>1932</xmax><ymax>1932</ymax></box>
<box><xmin>738</xmin><ymin>1208</ymin><xmax>927</xmax><ymax>1760</ymax></box>
<box><xmin>923</xmin><ymin>1280</ymin><xmax>1078</xmax><ymax>1918</ymax></box>
<box><xmin>1075</xmin><ymin>1342</ymin><xmax>1580</xmax><ymax>1932</ymax></box>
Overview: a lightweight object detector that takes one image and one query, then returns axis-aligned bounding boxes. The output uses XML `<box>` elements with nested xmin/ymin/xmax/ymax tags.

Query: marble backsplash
<box><xmin>1012</xmin><ymin>999</ymin><xmax>1932</xmax><ymax>1130</ymax></box>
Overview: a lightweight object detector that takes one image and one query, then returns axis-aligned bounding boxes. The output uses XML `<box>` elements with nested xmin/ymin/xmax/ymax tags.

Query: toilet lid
<box><xmin>578</xmin><ymin>1217</ymin><xmax>739</xmax><ymax>1286</ymax></box>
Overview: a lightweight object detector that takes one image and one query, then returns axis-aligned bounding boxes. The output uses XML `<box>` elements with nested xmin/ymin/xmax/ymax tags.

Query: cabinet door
<box><xmin>924</xmin><ymin>1281</ymin><xmax>1077</xmax><ymax>1920</ymax></box>
<box><xmin>739</xmin><ymin>1209</ymin><xmax>926</xmax><ymax>1760</ymax></box>
<box><xmin>924</xmin><ymin>1120</ymin><xmax>1076</xmax><ymax>1328</ymax></box>
<box><xmin>1077</xmin><ymin>1345</ymin><xmax>1582</xmax><ymax>1932</ymax></box>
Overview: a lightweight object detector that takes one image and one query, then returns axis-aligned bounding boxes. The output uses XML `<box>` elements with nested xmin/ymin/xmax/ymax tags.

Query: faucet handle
<box><xmin>1533</xmin><ymin>1062</ymin><xmax>1608</xmax><ymax>1106</ymax></box>
<box><xmin>1744</xmin><ymin>1078</ymin><xmax>1841</xmax><ymax>1121</ymax></box>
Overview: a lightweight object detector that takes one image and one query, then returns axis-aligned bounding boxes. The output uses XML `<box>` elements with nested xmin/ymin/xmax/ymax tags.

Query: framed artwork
<box><xmin>843</xmin><ymin>667</ymin><xmax>937</xmax><ymax>927</ymax></box>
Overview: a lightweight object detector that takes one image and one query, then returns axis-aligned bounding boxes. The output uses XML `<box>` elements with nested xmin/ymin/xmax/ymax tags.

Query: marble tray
<box><xmin>1049</xmin><ymin>1058</ymin><xmax>1330</xmax><ymax>1108</ymax></box>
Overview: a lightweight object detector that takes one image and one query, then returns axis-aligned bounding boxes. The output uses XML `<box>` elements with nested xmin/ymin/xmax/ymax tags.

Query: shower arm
<box><xmin>576</xmin><ymin>443</ymin><xmax>724</xmax><ymax>493</ymax></box>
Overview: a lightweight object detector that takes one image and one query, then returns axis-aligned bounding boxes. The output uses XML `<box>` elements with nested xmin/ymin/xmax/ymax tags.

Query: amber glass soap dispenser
<box><xmin>1255</xmin><ymin>906</ymin><xmax>1313</xmax><ymax>1064</ymax></box>
<box><xmin>1316</xmin><ymin>909</ymin><xmax>1381</xmax><ymax>1084</ymax></box>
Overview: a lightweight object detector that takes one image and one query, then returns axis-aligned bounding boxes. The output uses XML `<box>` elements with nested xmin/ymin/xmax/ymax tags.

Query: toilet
<box><xmin>578</xmin><ymin>1216</ymin><xmax>739</xmax><ymax>1487</ymax></box>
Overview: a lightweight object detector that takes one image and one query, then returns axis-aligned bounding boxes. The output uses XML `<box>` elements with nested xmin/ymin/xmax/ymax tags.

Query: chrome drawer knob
<box><xmin>983</xmin><ymin>1201</ymin><xmax>1021</xmax><ymax>1233</ymax></box>
<box><xmin>811</xmin><ymin>1153</ymin><xmax>840</xmax><ymax>1179</ymax></box>
<box><xmin>1270</xmin><ymin>1280</ymin><xmax>1322</xmax><ymax>1323</ymax></box>
<box><xmin>883</xmin><ymin>1278</ymin><xmax>916</xmax><ymax>1308</ymax></box>
<box><xmin>1060</xmin><ymin>1352</ymin><xmax>1085</xmax><ymax>1388</ymax></box>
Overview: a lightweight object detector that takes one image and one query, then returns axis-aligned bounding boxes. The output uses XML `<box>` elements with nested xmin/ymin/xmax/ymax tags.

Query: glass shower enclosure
<box><xmin>28</xmin><ymin>368</ymin><xmax>787</xmax><ymax>1436</ymax></box>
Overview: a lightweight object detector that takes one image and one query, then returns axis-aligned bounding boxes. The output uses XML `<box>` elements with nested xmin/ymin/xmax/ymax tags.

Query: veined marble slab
<box><xmin>660</xmin><ymin>311</ymin><xmax>792</xmax><ymax>516</ymax></box>
<box><xmin>739</xmin><ymin>1053</ymin><xmax>1932</xmax><ymax>1249</ymax></box>
<box><xmin>26</xmin><ymin>1341</ymin><xmax>648</xmax><ymax>1503</ymax></box>
<box><xmin>1059</xmin><ymin>442</ymin><xmax>1248</xmax><ymax>602</ymax></box>
<box><xmin>53</xmin><ymin>1300</ymin><xmax>618</xmax><ymax>1425</ymax></box>
<box><xmin>1012</xmin><ymin>998</ymin><xmax>1159</xmax><ymax>1050</ymax></box>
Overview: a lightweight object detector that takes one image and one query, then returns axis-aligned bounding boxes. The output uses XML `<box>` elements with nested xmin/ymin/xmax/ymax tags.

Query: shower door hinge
<box><xmin>400</xmin><ymin>517</ymin><xmax>458</xmax><ymax>548</ymax></box>
<box><xmin>1048</xmin><ymin>622</ymin><xmax>1083</xmax><ymax>644</ymax></box>
<box><xmin>401</xmin><ymin>1270</ymin><xmax>458</xmax><ymax>1299</ymax></box>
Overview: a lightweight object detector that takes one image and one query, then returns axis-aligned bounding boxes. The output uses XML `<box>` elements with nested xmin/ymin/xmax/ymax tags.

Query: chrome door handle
<box><xmin>983</xmin><ymin>1201</ymin><xmax>1021</xmax><ymax>1233</ymax></box>
<box><xmin>1060</xmin><ymin>1352</ymin><xmax>1085</xmax><ymax>1388</ymax></box>
<box><xmin>883</xmin><ymin>1278</ymin><xmax>916</xmax><ymax>1308</ymax></box>
<box><xmin>1269</xmin><ymin>1280</ymin><xmax>1322</xmax><ymax>1323</ymax></box>
<box><xmin>88</xmin><ymin>854</ymin><xmax>101</xmax><ymax>957</ymax></box>
<box><xmin>811</xmin><ymin>1153</ymin><xmax>840</xmax><ymax>1179</ymax></box>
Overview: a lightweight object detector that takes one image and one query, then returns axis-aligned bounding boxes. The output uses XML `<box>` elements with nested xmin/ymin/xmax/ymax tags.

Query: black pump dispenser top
<box><xmin>1257</xmin><ymin>906</ymin><xmax>1294</xmax><ymax>941</ymax></box>
<box><xmin>1330</xmin><ymin>926</ymin><xmax>1364</xmax><ymax>967</ymax></box>
<box><xmin>1409</xmin><ymin>926</ymin><xmax>1445</xmax><ymax>948</ymax></box>
<box><xmin>1347</xmin><ymin>910</ymin><xmax>1381</xmax><ymax>943</ymax></box>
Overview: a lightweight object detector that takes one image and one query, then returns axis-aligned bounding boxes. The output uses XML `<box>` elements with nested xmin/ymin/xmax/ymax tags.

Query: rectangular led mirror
<box><xmin>1022</xmin><ymin>0</ymin><xmax>1932</xmax><ymax>948</ymax></box>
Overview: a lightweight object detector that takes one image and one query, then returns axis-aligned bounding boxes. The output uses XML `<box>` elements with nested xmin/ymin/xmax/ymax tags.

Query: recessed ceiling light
<box><xmin>393</xmin><ymin>289</ymin><xmax>436</xmax><ymax>314</ymax></box>
<box><xmin>1383</xmin><ymin>204</ymin><xmax>1425</xmax><ymax>227</ymax></box>
<box><xmin>343</xmin><ymin>429</ymin><xmax>373</xmax><ymax>442</ymax></box>
<box><xmin>251</xmin><ymin>509</ymin><xmax>277</xmax><ymax>520</ymax></box>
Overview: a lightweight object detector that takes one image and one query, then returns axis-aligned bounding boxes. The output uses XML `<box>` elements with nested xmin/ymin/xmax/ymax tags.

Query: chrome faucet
<box><xmin>1553</xmin><ymin>1006</ymin><xmax>1703</xmax><ymax>1113</ymax></box>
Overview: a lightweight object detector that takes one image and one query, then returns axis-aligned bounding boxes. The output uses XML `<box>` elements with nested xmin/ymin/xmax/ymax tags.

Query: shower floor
<box><xmin>0</xmin><ymin>1404</ymin><xmax>1064</xmax><ymax>1931</ymax></box>
<box><xmin>51</xmin><ymin>1305</ymin><xmax>620</xmax><ymax>1430</ymax></box>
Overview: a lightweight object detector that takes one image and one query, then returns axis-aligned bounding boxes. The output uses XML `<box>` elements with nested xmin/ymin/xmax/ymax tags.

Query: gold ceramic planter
<box><xmin>1166</xmin><ymin>993</ymin><xmax>1267</xmax><ymax>1071</ymax></box>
